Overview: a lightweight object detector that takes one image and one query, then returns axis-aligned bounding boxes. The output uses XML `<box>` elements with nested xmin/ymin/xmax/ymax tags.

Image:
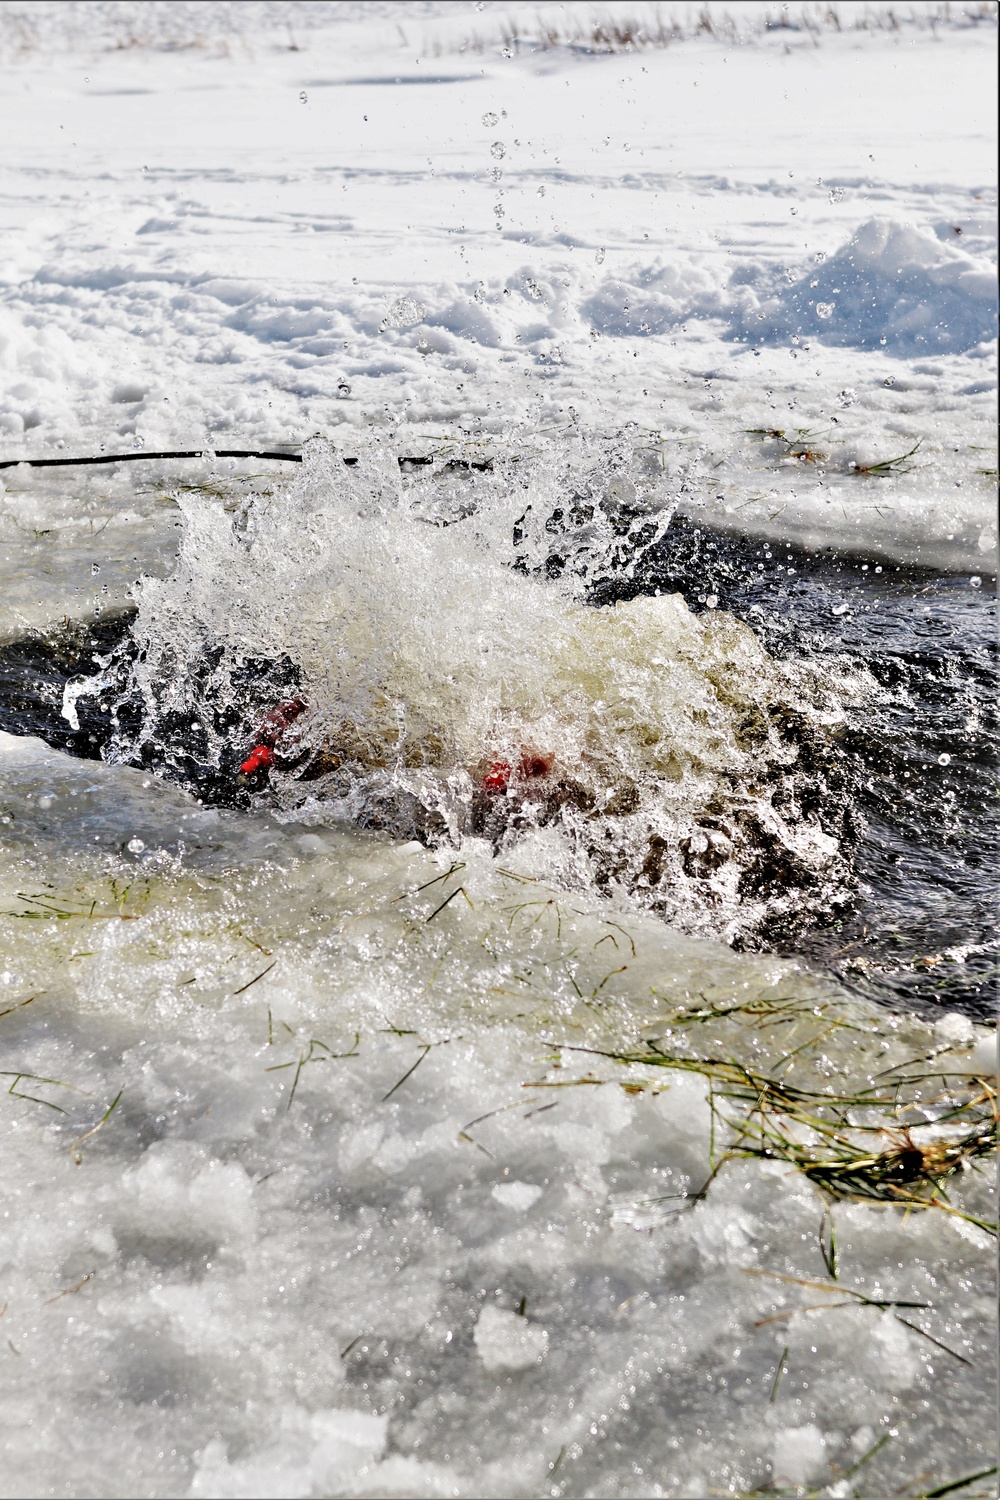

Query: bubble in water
<box><xmin>938</xmin><ymin>753</ymin><xmax>952</xmax><ymax>766</ymax></box>
<box><xmin>127</xmin><ymin>838</ymin><xmax>145</xmax><ymax>853</ymax></box>
<box><xmin>816</xmin><ymin>302</ymin><xmax>835</xmax><ymax>320</ymax></box>
<box><xmin>969</xmin><ymin>576</ymin><xmax>982</xmax><ymax>589</ymax></box>
<box><xmin>482</xmin><ymin>111</ymin><xmax>498</xmax><ymax>126</ymax></box>
<box><xmin>490</xmin><ymin>141</ymin><xmax>506</xmax><ymax>159</ymax></box>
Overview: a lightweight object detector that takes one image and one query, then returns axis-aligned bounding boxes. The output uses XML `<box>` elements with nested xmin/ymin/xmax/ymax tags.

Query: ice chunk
<box><xmin>189</xmin><ymin>1406</ymin><xmax>388</xmax><ymax>1499</ymax></box>
<box><xmin>934</xmin><ymin>1011</ymin><xmax>975</xmax><ymax>1047</ymax></box>
<box><xmin>474</xmin><ymin>1306</ymin><xmax>549</xmax><ymax>1371</ymax></box>
<box><xmin>771</xmin><ymin>1425</ymin><xmax>827</xmax><ymax>1487</ymax></box>
<box><xmin>381</xmin><ymin>297</ymin><xmax>426</xmax><ymax>331</ymax></box>
<box><xmin>491</xmin><ymin>1180</ymin><xmax>544</xmax><ymax>1211</ymax></box>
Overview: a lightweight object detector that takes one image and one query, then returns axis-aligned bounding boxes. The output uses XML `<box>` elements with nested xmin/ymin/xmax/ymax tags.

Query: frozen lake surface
<box><xmin>0</xmin><ymin>4</ymin><xmax>996</xmax><ymax>1497</ymax></box>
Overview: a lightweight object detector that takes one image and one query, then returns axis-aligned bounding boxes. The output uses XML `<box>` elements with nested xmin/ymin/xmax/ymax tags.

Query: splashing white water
<box><xmin>70</xmin><ymin>435</ymin><xmax>875</xmax><ymax>946</ymax></box>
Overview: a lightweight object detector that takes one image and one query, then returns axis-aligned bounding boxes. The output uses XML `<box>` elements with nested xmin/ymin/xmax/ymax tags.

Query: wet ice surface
<box><xmin>0</xmin><ymin>5</ymin><xmax>997</xmax><ymax>1498</ymax></box>
<box><xmin>0</xmin><ymin>733</ymin><xmax>996</xmax><ymax>1499</ymax></box>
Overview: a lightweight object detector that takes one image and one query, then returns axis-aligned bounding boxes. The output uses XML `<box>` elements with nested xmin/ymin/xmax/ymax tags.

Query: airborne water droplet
<box><xmin>490</xmin><ymin>141</ymin><xmax>506</xmax><ymax>159</ymax></box>
<box><xmin>482</xmin><ymin>111</ymin><xmax>498</xmax><ymax>127</ymax></box>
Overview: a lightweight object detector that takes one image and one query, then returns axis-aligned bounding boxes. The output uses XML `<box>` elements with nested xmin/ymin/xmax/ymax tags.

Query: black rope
<box><xmin>0</xmin><ymin>448</ymin><xmax>303</xmax><ymax>471</ymax></box>
<box><xmin>0</xmin><ymin>449</ymin><xmax>492</xmax><ymax>472</ymax></box>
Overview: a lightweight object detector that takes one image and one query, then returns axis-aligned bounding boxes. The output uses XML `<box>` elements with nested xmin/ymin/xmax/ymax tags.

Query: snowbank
<box><xmin>585</xmin><ymin>218</ymin><xmax>998</xmax><ymax>355</ymax></box>
<box><xmin>732</xmin><ymin>217</ymin><xmax>999</xmax><ymax>355</ymax></box>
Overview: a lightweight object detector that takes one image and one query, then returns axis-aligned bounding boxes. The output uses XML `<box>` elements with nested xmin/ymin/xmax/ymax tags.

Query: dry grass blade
<box><xmin>2</xmin><ymin>1070</ymin><xmax>91</xmax><ymax>1113</ymax></box>
<box><xmin>70</xmin><ymin>1088</ymin><xmax>124</xmax><ymax>1160</ymax></box>
<box><xmin>232</xmin><ymin>960</ymin><xmax>276</xmax><ymax>994</ymax></box>
<box><xmin>916</xmin><ymin>1464</ymin><xmax>1000</xmax><ymax>1499</ymax></box>
<box><xmin>0</xmin><ymin>993</ymin><xmax>40</xmax><ymax>1021</ymax></box>
<box><xmin>43</xmin><ymin>1272</ymin><xmax>93</xmax><ymax>1305</ymax></box>
<box><xmin>265</xmin><ymin>1034</ymin><xmax>361</xmax><ymax>1110</ymax></box>
<box><xmin>382</xmin><ymin>1043</ymin><xmax>431</xmax><ymax>1101</ymax></box>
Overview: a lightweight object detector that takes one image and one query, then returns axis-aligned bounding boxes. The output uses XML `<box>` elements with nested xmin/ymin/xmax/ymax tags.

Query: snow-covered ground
<box><xmin>0</xmin><ymin>5</ymin><xmax>997</xmax><ymax>1498</ymax></box>
<box><xmin>1</xmin><ymin>0</ymin><xmax>997</xmax><ymax>613</ymax></box>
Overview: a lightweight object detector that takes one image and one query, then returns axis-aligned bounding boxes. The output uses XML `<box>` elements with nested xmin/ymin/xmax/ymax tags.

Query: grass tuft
<box><xmin>542</xmin><ymin>999</ymin><xmax>997</xmax><ymax>1229</ymax></box>
<box><xmin>850</xmin><ymin>439</ymin><xmax>923</xmax><ymax>475</ymax></box>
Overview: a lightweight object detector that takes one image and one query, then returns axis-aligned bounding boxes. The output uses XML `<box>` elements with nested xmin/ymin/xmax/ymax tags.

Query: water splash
<box><xmin>69</xmin><ymin>433</ymin><xmax>874</xmax><ymax>946</ymax></box>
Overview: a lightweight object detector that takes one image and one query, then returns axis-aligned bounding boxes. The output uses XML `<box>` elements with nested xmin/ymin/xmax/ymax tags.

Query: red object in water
<box><xmin>236</xmin><ymin>698</ymin><xmax>307</xmax><ymax>780</ymax></box>
<box><xmin>240</xmin><ymin>744</ymin><xmax>275</xmax><ymax>776</ymax></box>
<box><xmin>258</xmin><ymin>697</ymin><xmax>307</xmax><ymax>747</ymax></box>
<box><xmin>482</xmin><ymin>760</ymin><xmax>513</xmax><ymax>794</ymax></box>
<box><xmin>481</xmin><ymin>750</ymin><xmax>554</xmax><ymax>794</ymax></box>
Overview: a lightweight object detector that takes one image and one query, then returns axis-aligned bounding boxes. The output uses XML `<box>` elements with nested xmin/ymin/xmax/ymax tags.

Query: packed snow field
<box><xmin>0</xmin><ymin>4</ymin><xmax>997</xmax><ymax>1499</ymax></box>
<box><xmin>0</xmin><ymin>0</ymin><xmax>997</xmax><ymax>592</ymax></box>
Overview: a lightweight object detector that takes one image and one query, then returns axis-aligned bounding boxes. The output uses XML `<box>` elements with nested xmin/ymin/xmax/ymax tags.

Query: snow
<box><xmin>772</xmin><ymin>1424</ymin><xmax>829</xmax><ymax>1488</ymax></box>
<box><xmin>473</xmin><ymin>1305</ymin><xmax>550</xmax><ymax>1371</ymax></box>
<box><xmin>0</xmin><ymin>5</ymin><xmax>997</xmax><ymax>1498</ymax></box>
<box><xmin>0</xmin><ymin>723</ymin><xmax>996</xmax><ymax>1497</ymax></box>
<box><xmin>0</xmin><ymin>0</ymin><xmax>996</xmax><ymax>578</ymax></box>
<box><xmin>189</xmin><ymin>1409</ymin><xmax>389</xmax><ymax>1500</ymax></box>
<box><xmin>492</xmin><ymin>1180</ymin><xmax>545</xmax><ymax>1211</ymax></box>
<box><xmin>730</xmin><ymin>216</ymin><xmax>999</xmax><ymax>354</ymax></box>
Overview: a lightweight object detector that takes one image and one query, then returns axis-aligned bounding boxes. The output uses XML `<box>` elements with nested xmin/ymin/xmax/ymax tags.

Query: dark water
<box><xmin>615</xmin><ymin>519</ymin><xmax>998</xmax><ymax>1020</ymax></box>
<box><xmin>1</xmin><ymin>510</ymin><xmax>996</xmax><ymax>1021</ymax></box>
